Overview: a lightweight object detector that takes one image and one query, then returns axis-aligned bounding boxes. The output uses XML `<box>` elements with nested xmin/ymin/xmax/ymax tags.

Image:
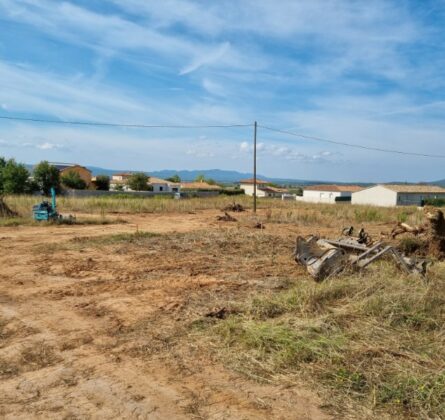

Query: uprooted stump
<box><xmin>0</xmin><ymin>197</ymin><xmax>18</xmax><ymax>218</ymax></box>
<box><xmin>385</xmin><ymin>209</ymin><xmax>445</xmax><ymax>260</ymax></box>
<box><xmin>216</xmin><ymin>212</ymin><xmax>237</xmax><ymax>222</ymax></box>
<box><xmin>222</xmin><ymin>202</ymin><xmax>245</xmax><ymax>212</ymax></box>
<box><xmin>425</xmin><ymin>209</ymin><xmax>445</xmax><ymax>259</ymax></box>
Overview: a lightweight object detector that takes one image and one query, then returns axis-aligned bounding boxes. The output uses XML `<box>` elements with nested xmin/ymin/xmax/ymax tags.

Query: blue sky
<box><xmin>1</xmin><ymin>0</ymin><xmax>445</xmax><ymax>182</ymax></box>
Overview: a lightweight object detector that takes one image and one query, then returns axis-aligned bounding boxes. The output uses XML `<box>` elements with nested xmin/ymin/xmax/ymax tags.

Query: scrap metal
<box><xmin>294</xmin><ymin>228</ymin><xmax>427</xmax><ymax>281</ymax></box>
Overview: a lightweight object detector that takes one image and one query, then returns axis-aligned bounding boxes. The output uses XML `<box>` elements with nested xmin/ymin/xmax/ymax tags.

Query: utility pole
<box><xmin>253</xmin><ymin>121</ymin><xmax>257</xmax><ymax>213</ymax></box>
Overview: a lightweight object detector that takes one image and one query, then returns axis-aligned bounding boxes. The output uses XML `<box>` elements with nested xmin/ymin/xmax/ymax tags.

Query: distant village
<box><xmin>46</xmin><ymin>162</ymin><xmax>445</xmax><ymax>208</ymax></box>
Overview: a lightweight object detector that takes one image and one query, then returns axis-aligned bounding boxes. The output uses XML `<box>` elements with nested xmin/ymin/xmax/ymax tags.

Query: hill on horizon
<box><xmin>26</xmin><ymin>164</ymin><xmax>444</xmax><ymax>187</ymax></box>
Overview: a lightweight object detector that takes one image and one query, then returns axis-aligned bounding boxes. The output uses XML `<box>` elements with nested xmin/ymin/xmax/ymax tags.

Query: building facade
<box><xmin>239</xmin><ymin>178</ymin><xmax>269</xmax><ymax>197</ymax></box>
<box><xmin>299</xmin><ymin>185</ymin><xmax>362</xmax><ymax>203</ymax></box>
<box><xmin>49</xmin><ymin>163</ymin><xmax>92</xmax><ymax>187</ymax></box>
<box><xmin>351</xmin><ymin>184</ymin><xmax>445</xmax><ymax>207</ymax></box>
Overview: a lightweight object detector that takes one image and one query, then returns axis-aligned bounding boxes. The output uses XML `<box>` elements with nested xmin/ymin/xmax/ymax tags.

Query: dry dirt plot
<box><xmin>0</xmin><ymin>200</ymin><xmax>444</xmax><ymax>419</ymax></box>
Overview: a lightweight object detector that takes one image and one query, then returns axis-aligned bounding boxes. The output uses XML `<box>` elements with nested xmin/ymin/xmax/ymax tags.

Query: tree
<box><xmin>95</xmin><ymin>175</ymin><xmax>110</xmax><ymax>191</ymax></box>
<box><xmin>1</xmin><ymin>159</ymin><xmax>30</xmax><ymax>194</ymax></box>
<box><xmin>166</xmin><ymin>174</ymin><xmax>181</xmax><ymax>183</ymax></box>
<box><xmin>206</xmin><ymin>178</ymin><xmax>216</xmax><ymax>185</ymax></box>
<box><xmin>61</xmin><ymin>170</ymin><xmax>87</xmax><ymax>190</ymax></box>
<box><xmin>127</xmin><ymin>172</ymin><xmax>149</xmax><ymax>191</ymax></box>
<box><xmin>194</xmin><ymin>174</ymin><xmax>217</xmax><ymax>185</ymax></box>
<box><xmin>0</xmin><ymin>157</ymin><xmax>6</xmax><ymax>193</ymax></box>
<box><xmin>33</xmin><ymin>161</ymin><xmax>61</xmax><ymax>195</ymax></box>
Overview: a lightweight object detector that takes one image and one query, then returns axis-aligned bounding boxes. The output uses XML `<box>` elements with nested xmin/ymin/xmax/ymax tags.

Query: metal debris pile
<box><xmin>295</xmin><ymin>227</ymin><xmax>427</xmax><ymax>281</ymax></box>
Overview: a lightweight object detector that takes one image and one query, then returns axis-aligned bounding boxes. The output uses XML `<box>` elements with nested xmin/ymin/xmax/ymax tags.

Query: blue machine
<box><xmin>32</xmin><ymin>187</ymin><xmax>60</xmax><ymax>221</ymax></box>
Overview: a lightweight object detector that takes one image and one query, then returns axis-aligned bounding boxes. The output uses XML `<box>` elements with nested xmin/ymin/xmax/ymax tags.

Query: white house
<box><xmin>239</xmin><ymin>178</ymin><xmax>286</xmax><ymax>197</ymax></box>
<box><xmin>110</xmin><ymin>173</ymin><xmax>180</xmax><ymax>193</ymax></box>
<box><xmin>111</xmin><ymin>173</ymin><xmax>132</xmax><ymax>182</ymax></box>
<box><xmin>351</xmin><ymin>184</ymin><xmax>445</xmax><ymax>207</ymax></box>
<box><xmin>299</xmin><ymin>185</ymin><xmax>363</xmax><ymax>203</ymax></box>
<box><xmin>148</xmin><ymin>176</ymin><xmax>173</xmax><ymax>193</ymax></box>
<box><xmin>239</xmin><ymin>178</ymin><xmax>268</xmax><ymax>196</ymax></box>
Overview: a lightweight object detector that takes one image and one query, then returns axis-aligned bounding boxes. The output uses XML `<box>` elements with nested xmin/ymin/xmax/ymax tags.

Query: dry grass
<box><xmin>40</xmin><ymin>224</ymin><xmax>444</xmax><ymax>418</ymax></box>
<box><xmin>3</xmin><ymin>195</ymin><xmax>424</xmax><ymax>226</ymax></box>
<box><xmin>20</xmin><ymin>341</ymin><xmax>61</xmax><ymax>370</ymax></box>
<box><xmin>3</xmin><ymin>194</ymin><xmax>254</xmax><ymax>215</ymax></box>
<box><xmin>0</xmin><ymin>215</ymin><xmax>127</xmax><ymax>227</ymax></box>
<box><xmin>4</xmin><ymin>195</ymin><xmax>441</xmax><ymax>418</ymax></box>
<box><xmin>197</xmin><ymin>263</ymin><xmax>445</xmax><ymax>419</ymax></box>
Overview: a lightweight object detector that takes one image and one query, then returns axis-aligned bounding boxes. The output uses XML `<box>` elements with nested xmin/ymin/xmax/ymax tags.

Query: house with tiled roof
<box><xmin>352</xmin><ymin>184</ymin><xmax>445</xmax><ymax>207</ymax></box>
<box><xmin>47</xmin><ymin>162</ymin><xmax>92</xmax><ymax>187</ymax></box>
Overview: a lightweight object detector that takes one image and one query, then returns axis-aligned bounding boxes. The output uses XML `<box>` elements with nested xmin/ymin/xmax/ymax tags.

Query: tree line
<box><xmin>0</xmin><ymin>156</ymin><xmax>224</xmax><ymax>195</ymax></box>
<box><xmin>0</xmin><ymin>157</ymin><xmax>110</xmax><ymax>195</ymax></box>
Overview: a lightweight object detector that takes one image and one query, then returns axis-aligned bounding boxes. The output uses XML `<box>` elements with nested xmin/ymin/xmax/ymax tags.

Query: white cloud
<box><xmin>37</xmin><ymin>142</ymin><xmax>64</xmax><ymax>150</ymax></box>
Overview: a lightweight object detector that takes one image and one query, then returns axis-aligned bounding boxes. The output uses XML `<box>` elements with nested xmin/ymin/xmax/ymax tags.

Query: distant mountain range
<box><xmin>27</xmin><ymin>164</ymin><xmax>445</xmax><ymax>187</ymax></box>
<box><xmin>432</xmin><ymin>179</ymin><xmax>445</xmax><ymax>187</ymax></box>
<box><xmin>86</xmin><ymin>166</ymin><xmax>327</xmax><ymax>185</ymax></box>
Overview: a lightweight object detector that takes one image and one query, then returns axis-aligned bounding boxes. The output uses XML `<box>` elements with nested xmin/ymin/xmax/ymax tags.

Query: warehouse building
<box><xmin>351</xmin><ymin>184</ymin><xmax>445</xmax><ymax>207</ymax></box>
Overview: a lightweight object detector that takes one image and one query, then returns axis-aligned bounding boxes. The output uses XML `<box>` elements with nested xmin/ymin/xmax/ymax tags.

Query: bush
<box><xmin>1</xmin><ymin>159</ymin><xmax>30</xmax><ymax>194</ymax></box>
<box><xmin>424</xmin><ymin>198</ymin><xmax>445</xmax><ymax>207</ymax></box>
<box><xmin>61</xmin><ymin>171</ymin><xmax>87</xmax><ymax>190</ymax></box>
<box><xmin>166</xmin><ymin>174</ymin><xmax>181</xmax><ymax>183</ymax></box>
<box><xmin>95</xmin><ymin>175</ymin><xmax>110</xmax><ymax>191</ymax></box>
<box><xmin>33</xmin><ymin>161</ymin><xmax>60</xmax><ymax>195</ymax></box>
<box><xmin>127</xmin><ymin>172</ymin><xmax>150</xmax><ymax>191</ymax></box>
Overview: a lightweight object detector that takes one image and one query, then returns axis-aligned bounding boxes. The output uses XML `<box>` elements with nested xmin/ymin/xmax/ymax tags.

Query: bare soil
<box><xmin>0</xmin><ymin>210</ymin><xmax>330</xmax><ymax>419</ymax></box>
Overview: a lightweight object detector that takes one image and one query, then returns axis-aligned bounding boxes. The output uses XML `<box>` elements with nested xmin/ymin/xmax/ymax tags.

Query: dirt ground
<box><xmin>0</xmin><ymin>210</ymin><xmax>333</xmax><ymax>420</ymax></box>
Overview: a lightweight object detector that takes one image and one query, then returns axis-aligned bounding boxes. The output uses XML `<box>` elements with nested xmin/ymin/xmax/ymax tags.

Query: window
<box><xmin>159</xmin><ymin>186</ymin><xmax>163</xmax><ymax>191</ymax></box>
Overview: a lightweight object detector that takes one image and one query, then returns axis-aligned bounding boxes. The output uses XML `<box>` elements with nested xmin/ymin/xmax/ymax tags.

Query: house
<box><xmin>49</xmin><ymin>162</ymin><xmax>92</xmax><ymax>187</ymax></box>
<box><xmin>239</xmin><ymin>178</ymin><xmax>269</xmax><ymax>197</ymax></box>
<box><xmin>299</xmin><ymin>185</ymin><xmax>363</xmax><ymax>203</ymax></box>
<box><xmin>148</xmin><ymin>176</ymin><xmax>179</xmax><ymax>193</ymax></box>
<box><xmin>259</xmin><ymin>186</ymin><xmax>288</xmax><ymax>198</ymax></box>
<box><xmin>351</xmin><ymin>184</ymin><xmax>445</xmax><ymax>207</ymax></box>
<box><xmin>239</xmin><ymin>178</ymin><xmax>288</xmax><ymax>198</ymax></box>
<box><xmin>110</xmin><ymin>173</ymin><xmax>132</xmax><ymax>191</ymax></box>
<box><xmin>111</xmin><ymin>173</ymin><xmax>132</xmax><ymax>182</ymax></box>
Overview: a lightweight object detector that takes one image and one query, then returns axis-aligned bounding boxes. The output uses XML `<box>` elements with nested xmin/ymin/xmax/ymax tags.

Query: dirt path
<box><xmin>0</xmin><ymin>211</ymin><xmax>329</xmax><ymax>419</ymax></box>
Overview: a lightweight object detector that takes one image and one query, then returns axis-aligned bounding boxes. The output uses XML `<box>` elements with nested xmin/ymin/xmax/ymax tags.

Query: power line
<box><xmin>0</xmin><ymin>115</ymin><xmax>252</xmax><ymax>129</ymax></box>
<box><xmin>1</xmin><ymin>113</ymin><xmax>443</xmax><ymax>159</ymax></box>
<box><xmin>259</xmin><ymin>124</ymin><xmax>445</xmax><ymax>159</ymax></box>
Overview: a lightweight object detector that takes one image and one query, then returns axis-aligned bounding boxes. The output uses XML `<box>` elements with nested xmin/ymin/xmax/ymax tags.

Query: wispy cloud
<box><xmin>179</xmin><ymin>42</ymin><xmax>231</xmax><ymax>75</ymax></box>
<box><xmin>1</xmin><ymin>1</ymin><xmax>445</xmax><ymax>181</ymax></box>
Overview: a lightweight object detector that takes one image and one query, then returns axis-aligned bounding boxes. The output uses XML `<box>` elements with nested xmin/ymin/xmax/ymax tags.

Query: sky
<box><xmin>1</xmin><ymin>0</ymin><xmax>445</xmax><ymax>182</ymax></box>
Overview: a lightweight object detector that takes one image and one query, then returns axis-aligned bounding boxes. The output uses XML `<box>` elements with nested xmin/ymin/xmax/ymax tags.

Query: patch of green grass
<box><xmin>376</xmin><ymin>372</ymin><xmax>445</xmax><ymax>415</ymax></box>
<box><xmin>216</xmin><ymin>318</ymin><xmax>346</xmax><ymax>367</ymax></box>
